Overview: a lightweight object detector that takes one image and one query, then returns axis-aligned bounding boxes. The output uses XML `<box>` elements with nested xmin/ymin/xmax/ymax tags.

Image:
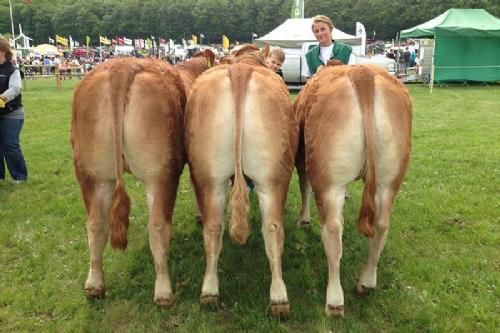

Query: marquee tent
<box><xmin>33</xmin><ymin>44</ymin><xmax>61</xmax><ymax>56</ymax></box>
<box><xmin>400</xmin><ymin>8</ymin><xmax>500</xmax><ymax>82</ymax></box>
<box><xmin>255</xmin><ymin>18</ymin><xmax>361</xmax><ymax>48</ymax></box>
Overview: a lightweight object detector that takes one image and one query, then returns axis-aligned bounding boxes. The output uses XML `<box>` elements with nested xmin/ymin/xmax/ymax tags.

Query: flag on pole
<box><xmin>356</xmin><ymin>22</ymin><xmax>366</xmax><ymax>56</ymax></box>
<box><xmin>290</xmin><ymin>0</ymin><xmax>304</xmax><ymax>18</ymax></box>
<box><xmin>56</xmin><ymin>34</ymin><xmax>68</xmax><ymax>46</ymax></box>
<box><xmin>99</xmin><ymin>36</ymin><xmax>111</xmax><ymax>45</ymax></box>
<box><xmin>86</xmin><ymin>36</ymin><xmax>90</xmax><ymax>47</ymax></box>
<box><xmin>222</xmin><ymin>35</ymin><xmax>230</xmax><ymax>50</ymax></box>
<box><xmin>69</xmin><ymin>35</ymin><xmax>74</xmax><ymax>51</ymax></box>
<box><xmin>200</xmin><ymin>33</ymin><xmax>205</xmax><ymax>38</ymax></box>
<box><xmin>252</xmin><ymin>33</ymin><xmax>258</xmax><ymax>38</ymax></box>
<box><xmin>192</xmin><ymin>35</ymin><xmax>198</xmax><ymax>45</ymax></box>
<box><xmin>49</xmin><ymin>37</ymin><xmax>55</xmax><ymax>44</ymax></box>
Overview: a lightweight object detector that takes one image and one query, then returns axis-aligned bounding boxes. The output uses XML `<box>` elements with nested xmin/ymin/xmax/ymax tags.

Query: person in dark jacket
<box><xmin>0</xmin><ymin>38</ymin><xmax>28</xmax><ymax>183</ymax></box>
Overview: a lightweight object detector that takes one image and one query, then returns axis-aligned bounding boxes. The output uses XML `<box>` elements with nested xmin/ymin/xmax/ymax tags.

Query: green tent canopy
<box><xmin>400</xmin><ymin>9</ymin><xmax>500</xmax><ymax>82</ymax></box>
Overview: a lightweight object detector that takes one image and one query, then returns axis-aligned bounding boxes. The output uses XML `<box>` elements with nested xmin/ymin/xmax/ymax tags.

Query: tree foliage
<box><xmin>2</xmin><ymin>0</ymin><xmax>500</xmax><ymax>45</ymax></box>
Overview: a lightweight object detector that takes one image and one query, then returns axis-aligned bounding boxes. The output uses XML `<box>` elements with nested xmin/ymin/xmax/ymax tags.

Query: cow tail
<box><xmin>228</xmin><ymin>65</ymin><xmax>252</xmax><ymax>245</ymax></box>
<box><xmin>350</xmin><ymin>66</ymin><xmax>376</xmax><ymax>238</ymax></box>
<box><xmin>108</xmin><ymin>65</ymin><xmax>136</xmax><ymax>250</ymax></box>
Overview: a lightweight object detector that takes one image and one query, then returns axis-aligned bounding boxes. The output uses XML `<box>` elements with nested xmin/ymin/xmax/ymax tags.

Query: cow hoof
<box><xmin>356</xmin><ymin>284</ymin><xmax>374</xmax><ymax>295</ymax></box>
<box><xmin>154</xmin><ymin>296</ymin><xmax>175</xmax><ymax>308</ymax></box>
<box><xmin>200</xmin><ymin>293</ymin><xmax>219</xmax><ymax>305</ymax></box>
<box><xmin>270</xmin><ymin>301</ymin><xmax>290</xmax><ymax>318</ymax></box>
<box><xmin>325</xmin><ymin>304</ymin><xmax>344</xmax><ymax>317</ymax></box>
<box><xmin>85</xmin><ymin>287</ymin><xmax>105</xmax><ymax>299</ymax></box>
<box><xmin>196</xmin><ymin>215</ymin><xmax>203</xmax><ymax>226</ymax></box>
<box><xmin>297</xmin><ymin>220</ymin><xmax>310</xmax><ymax>228</ymax></box>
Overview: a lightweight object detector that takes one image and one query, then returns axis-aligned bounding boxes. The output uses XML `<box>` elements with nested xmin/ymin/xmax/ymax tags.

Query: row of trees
<box><xmin>1</xmin><ymin>0</ymin><xmax>500</xmax><ymax>45</ymax></box>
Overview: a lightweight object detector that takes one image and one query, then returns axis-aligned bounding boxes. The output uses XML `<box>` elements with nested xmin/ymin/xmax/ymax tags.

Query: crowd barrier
<box><xmin>19</xmin><ymin>64</ymin><xmax>88</xmax><ymax>90</ymax></box>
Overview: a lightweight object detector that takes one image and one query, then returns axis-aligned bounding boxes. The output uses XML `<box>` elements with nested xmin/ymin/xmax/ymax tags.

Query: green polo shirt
<box><xmin>305</xmin><ymin>42</ymin><xmax>352</xmax><ymax>75</ymax></box>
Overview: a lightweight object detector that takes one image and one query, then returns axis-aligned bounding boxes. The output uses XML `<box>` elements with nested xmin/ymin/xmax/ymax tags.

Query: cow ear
<box><xmin>261</xmin><ymin>43</ymin><xmax>270</xmax><ymax>58</ymax></box>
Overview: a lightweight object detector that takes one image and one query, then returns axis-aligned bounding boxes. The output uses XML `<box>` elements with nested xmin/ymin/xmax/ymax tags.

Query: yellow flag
<box><xmin>192</xmin><ymin>35</ymin><xmax>197</xmax><ymax>45</ymax></box>
<box><xmin>86</xmin><ymin>36</ymin><xmax>90</xmax><ymax>47</ymax></box>
<box><xmin>222</xmin><ymin>35</ymin><xmax>230</xmax><ymax>50</ymax></box>
<box><xmin>56</xmin><ymin>34</ymin><xmax>68</xmax><ymax>46</ymax></box>
<box><xmin>99</xmin><ymin>36</ymin><xmax>111</xmax><ymax>45</ymax></box>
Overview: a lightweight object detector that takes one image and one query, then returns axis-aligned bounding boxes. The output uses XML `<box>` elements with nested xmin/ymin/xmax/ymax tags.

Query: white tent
<box><xmin>255</xmin><ymin>18</ymin><xmax>361</xmax><ymax>48</ymax></box>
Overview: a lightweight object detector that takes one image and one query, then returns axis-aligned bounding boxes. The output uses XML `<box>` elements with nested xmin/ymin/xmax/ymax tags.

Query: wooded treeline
<box><xmin>2</xmin><ymin>0</ymin><xmax>500</xmax><ymax>45</ymax></box>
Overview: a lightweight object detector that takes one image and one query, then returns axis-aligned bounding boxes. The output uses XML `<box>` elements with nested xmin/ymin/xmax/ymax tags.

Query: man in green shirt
<box><xmin>302</xmin><ymin>15</ymin><xmax>353</xmax><ymax>78</ymax></box>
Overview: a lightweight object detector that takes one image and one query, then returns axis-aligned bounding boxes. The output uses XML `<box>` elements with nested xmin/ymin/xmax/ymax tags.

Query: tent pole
<box><xmin>430</xmin><ymin>65</ymin><xmax>434</xmax><ymax>93</ymax></box>
<box><xmin>430</xmin><ymin>38</ymin><xmax>436</xmax><ymax>93</ymax></box>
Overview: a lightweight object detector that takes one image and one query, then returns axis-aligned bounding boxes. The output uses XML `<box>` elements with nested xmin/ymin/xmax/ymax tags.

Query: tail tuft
<box><xmin>358</xmin><ymin>181</ymin><xmax>376</xmax><ymax>238</ymax></box>
<box><xmin>110</xmin><ymin>180</ymin><xmax>131</xmax><ymax>250</ymax></box>
<box><xmin>229</xmin><ymin>173</ymin><xmax>250</xmax><ymax>244</ymax></box>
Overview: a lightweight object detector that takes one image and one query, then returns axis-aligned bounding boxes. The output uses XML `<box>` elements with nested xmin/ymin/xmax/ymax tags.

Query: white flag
<box><xmin>252</xmin><ymin>33</ymin><xmax>258</xmax><ymax>38</ymax></box>
<box><xmin>356</xmin><ymin>22</ymin><xmax>366</xmax><ymax>56</ymax></box>
<box><xmin>200</xmin><ymin>33</ymin><xmax>205</xmax><ymax>38</ymax></box>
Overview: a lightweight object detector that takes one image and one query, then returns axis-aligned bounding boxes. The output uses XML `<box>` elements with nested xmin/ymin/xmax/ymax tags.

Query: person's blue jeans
<box><xmin>0</xmin><ymin>118</ymin><xmax>28</xmax><ymax>181</ymax></box>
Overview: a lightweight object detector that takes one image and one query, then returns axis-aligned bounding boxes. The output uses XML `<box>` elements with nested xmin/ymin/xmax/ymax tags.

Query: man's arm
<box><xmin>348</xmin><ymin>52</ymin><xmax>357</xmax><ymax>65</ymax></box>
<box><xmin>301</xmin><ymin>53</ymin><xmax>311</xmax><ymax>79</ymax></box>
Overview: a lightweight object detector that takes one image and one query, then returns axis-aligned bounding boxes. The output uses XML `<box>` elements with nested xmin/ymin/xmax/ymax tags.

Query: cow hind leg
<box><xmin>199</xmin><ymin>182</ymin><xmax>226</xmax><ymax>305</ymax></box>
<box><xmin>317</xmin><ymin>187</ymin><xmax>347</xmax><ymax>317</ymax></box>
<box><xmin>144</xmin><ymin>179</ymin><xmax>177</xmax><ymax>308</ymax></box>
<box><xmin>297</xmin><ymin>166</ymin><xmax>312</xmax><ymax>228</ymax></box>
<box><xmin>84</xmin><ymin>179</ymin><xmax>114</xmax><ymax>299</ymax></box>
<box><xmin>255</xmin><ymin>184</ymin><xmax>290</xmax><ymax>317</ymax></box>
<box><xmin>357</xmin><ymin>185</ymin><xmax>396</xmax><ymax>294</ymax></box>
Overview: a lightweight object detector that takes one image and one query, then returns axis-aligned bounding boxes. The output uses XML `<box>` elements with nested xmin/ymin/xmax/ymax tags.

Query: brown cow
<box><xmin>71</xmin><ymin>51</ymin><xmax>214</xmax><ymax>307</ymax></box>
<box><xmin>294</xmin><ymin>64</ymin><xmax>412</xmax><ymax>316</ymax></box>
<box><xmin>184</xmin><ymin>45</ymin><xmax>298</xmax><ymax>317</ymax></box>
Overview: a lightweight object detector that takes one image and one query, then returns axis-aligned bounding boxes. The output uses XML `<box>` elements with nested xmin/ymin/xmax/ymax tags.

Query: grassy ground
<box><xmin>0</xmin><ymin>79</ymin><xmax>498</xmax><ymax>332</ymax></box>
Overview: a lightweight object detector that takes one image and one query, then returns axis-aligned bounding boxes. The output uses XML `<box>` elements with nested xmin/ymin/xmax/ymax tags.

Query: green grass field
<box><xmin>0</xmin><ymin>79</ymin><xmax>499</xmax><ymax>332</ymax></box>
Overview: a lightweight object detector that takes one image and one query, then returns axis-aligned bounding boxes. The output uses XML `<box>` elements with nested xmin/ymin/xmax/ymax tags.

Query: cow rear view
<box><xmin>71</xmin><ymin>54</ymin><xmax>212</xmax><ymax>307</ymax></box>
<box><xmin>294</xmin><ymin>64</ymin><xmax>412</xmax><ymax>316</ymax></box>
<box><xmin>185</xmin><ymin>46</ymin><xmax>298</xmax><ymax>316</ymax></box>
